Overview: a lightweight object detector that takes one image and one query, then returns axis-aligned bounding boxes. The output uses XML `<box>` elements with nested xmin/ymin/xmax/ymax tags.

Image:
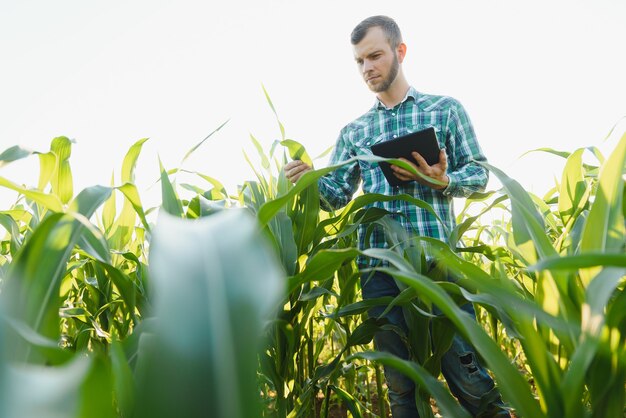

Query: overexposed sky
<box><xmin>1</xmin><ymin>0</ymin><xmax>625</xmax><ymax>210</ymax></box>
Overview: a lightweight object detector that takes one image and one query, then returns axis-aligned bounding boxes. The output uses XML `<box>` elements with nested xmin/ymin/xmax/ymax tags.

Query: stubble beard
<box><xmin>368</xmin><ymin>53</ymin><xmax>400</xmax><ymax>93</ymax></box>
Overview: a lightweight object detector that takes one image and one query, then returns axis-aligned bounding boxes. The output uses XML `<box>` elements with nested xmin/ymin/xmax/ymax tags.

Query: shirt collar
<box><xmin>375</xmin><ymin>86</ymin><xmax>419</xmax><ymax>110</ymax></box>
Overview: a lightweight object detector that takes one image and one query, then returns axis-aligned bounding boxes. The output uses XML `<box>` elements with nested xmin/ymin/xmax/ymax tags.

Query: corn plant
<box><xmin>0</xmin><ymin>137</ymin><xmax>148</xmax><ymax>417</ymax></box>
<box><xmin>133</xmin><ymin>208</ymin><xmax>284</xmax><ymax>418</ymax></box>
<box><xmin>247</xmin><ymin>97</ymin><xmax>502</xmax><ymax>417</ymax></box>
<box><xmin>440</xmin><ymin>132</ymin><xmax>626</xmax><ymax>417</ymax></box>
<box><xmin>1</xmin><ymin>102</ymin><xmax>625</xmax><ymax>418</ymax></box>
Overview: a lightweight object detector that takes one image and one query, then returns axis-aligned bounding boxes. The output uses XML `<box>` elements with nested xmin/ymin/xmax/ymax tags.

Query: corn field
<box><xmin>0</xmin><ymin>101</ymin><xmax>625</xmax><ymax>418</ymax></box>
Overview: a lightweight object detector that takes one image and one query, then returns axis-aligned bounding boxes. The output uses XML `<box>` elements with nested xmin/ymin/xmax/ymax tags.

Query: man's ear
<box><xmin>397</xmin><ymin>42</ymin><xmax>407</xmax><ymax>63</ymax></box>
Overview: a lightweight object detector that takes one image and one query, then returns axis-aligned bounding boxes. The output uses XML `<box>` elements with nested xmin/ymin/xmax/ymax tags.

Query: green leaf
<box><xmin>522</xmin><ymin>147</ymin><xmax>571</xmax><ymax>160</ymax></box>
<box><xmin>191</xmin><ymin>170</ymin><xmax>229</xmax><ymax>199</ymax></box>
<box><xmin>37</xmin><ymin>151</ymin><xmax>57</xmax><ymax>191</ymax></box>
<box><xmin>3</xmin><ymin>213</ymin><xmax>78</xmax><ymax>354</ymax></box>
<box><xmin>478</xmin><ymin>161</ymin><xmax>556</xmax><ymax>262</ymax></box>
<box><xmin>0</xmin><ymin>145</ymin><xmax>34</xmax><ymax>168</ymax></box>
<box><xmin>69</xmin><ymin>185</ymin><xmax>113</xmax><ymax>219</ymax></box>
<box><xmin>558</xmin><ymin>148</ymin><xmax>588</xmax><ymax>226</ymax></box>
<box><xmin>4</xmin><ymin>356</ymin><xmax>92</xmax><ymax>418</ymax></box>
<box><xmin>249</xmin><ymin>134</ymin><xmax>271</xmax><ymax>170</ymax></box>
<box><xmin>560</xmin><ymin>267</ymin><xmax>626</xmax><ymax>417</ymax></box>
<box><xmin>478</xmin><ymin>161</ymin><xmax>578</xmax><ymax>321</ymax></box>
<box><xmin>1</xmin><ymin>317</ymin><xmax>72</xmax><ymax>365</ymax></box>
<box><xmin>122</xmin><ymin>138</ymin><xmax>149</xmax><ymax>184</ymax></box>
<box><xmin>0</xmin><ymin>212</ymin><xmax>23</xmax><ymax>254</ymax></box>
<box><xmin>102</xmin><ymin>172</ymin><xmax>116</xmax><ymax>233</ymax></box>
<box><xmin>289</xmin><ymin>181</ymin><xmax>320</xmax><ymax>256</ymax></box>
<box><xmin>349</xmin><ymin>351</ymin><xmax>472</xmax><ymax>418</ymax></box>
<box><xmin>180</xmin><ymin>120</ymin><xmax>229</xmax><ymax>166</ymax></box>
<box><xmin>117</xmin><ymin>183</ymin><xmax>150</xmax><ymax>232</ymax></box>
<box><xmin>258</xmin><ymin>154</ymin><xmax>445</xmax><ymax>228</ymax></box>
<box><xmin>333</xmin><ymin>296</ymin><xmax>395</xmax><ymax>318</ymax></box>
<box><xmin>158</xmin><ymin>158</ymin><xmax>183</xmax><ymax>218</ymax></box>
<box><xmin>136</xmin><ymin>209</ymin><xmax>284</xmax><ymax>418</ymax></box>
<box><xmin>529</xmin><ymin>253</ymin><xmax>626</xmax><ymax>271</ymax></box>
<box><xmin>0</xmin><ymin>176</ymin><xmax>64</xmax><ymax>212</ymax></box>
<box><xmin>375</xmin><ymin>266</ymin><xmax>545</xmax><ymax>418</ymax></box>
<box><xmin>50</xmin><ymin>136</ymin><xmax>74</xmax><ymax>204</ymax></box>
<box><xmin>289</xmin><ymin>248</ymin><xmax>359</xmax><ymax>293</ymax></box>
<box><xmin>2</xmin><ymin>183</ymin><xmax>112</xmax><ymax>361</ymax></box>
<box><xmin>78</xmin><ymin>355</ymin><xmax>117</xmax><ymax>418</ymax></box>
<box><xmin>581</xmin><ymin>133</ymin><xmax>626</xmax><ymax>254</ymax></box>
<box><xmin>98</xmin><ymin>262</ymin><xmax>136</xmax><ymax>319</ymax></box>
<box><xmin>281</xmin><ymin>139</ymin><xmax>313</xmax><ymax>166</ymax></box>
<box><xmin>110</xmin><ymin>340</ymin><xmax>135</xmax><ymax>417</ymax></box>
<box><xmin>262</xmin><ymin>84</ymin><xmax>286</xmax><ymax>140</ymax></box>
<box><xmin>327</xmin><ymin>384</ymin><xmax>364</xmax><ymax>418</ymax></box>
<box><xmin>268</xmin><ymin>211</ymin><xmax>298</xmax><ymax>276</ymax></box>
<box><xmin>449</xmin><ymin>194</ymin><xmax>508</xmax><ymax>246</ymax></box>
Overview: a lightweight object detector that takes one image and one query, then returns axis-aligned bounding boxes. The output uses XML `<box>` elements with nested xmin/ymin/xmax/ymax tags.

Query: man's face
<box><xmin>353</xmin><ymin>26</ymin><xmax>400</xmax><ymax>93</ymax></box>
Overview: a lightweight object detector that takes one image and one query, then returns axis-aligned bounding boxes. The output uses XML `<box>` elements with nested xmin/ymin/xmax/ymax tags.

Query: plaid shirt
<box><xmin>318</xmin><ymin>87</ymin><xmax>488</xmax><ymax>267</ymax></box>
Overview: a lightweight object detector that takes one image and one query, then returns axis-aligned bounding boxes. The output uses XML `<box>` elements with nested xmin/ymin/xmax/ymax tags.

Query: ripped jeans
<box><xmin>361</xmin><ymin>271</ymin><xmax>510</xmax><ymax>418</ymax></box>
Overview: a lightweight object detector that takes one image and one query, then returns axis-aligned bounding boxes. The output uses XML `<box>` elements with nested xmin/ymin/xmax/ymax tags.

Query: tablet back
<box><xmin>370</xmin><ymin>127</ymin><xmax>440</xmax><ymax>186</ymax></box>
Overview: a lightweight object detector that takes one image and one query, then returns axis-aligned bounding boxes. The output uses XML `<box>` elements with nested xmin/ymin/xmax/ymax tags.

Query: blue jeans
<box><xmin>361</xmin><ymin>271</ymin><xmax>510</xmax><ymax>418</ymax></box>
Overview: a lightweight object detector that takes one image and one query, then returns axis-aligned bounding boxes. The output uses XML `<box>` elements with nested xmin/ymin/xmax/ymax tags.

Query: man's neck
<box><xmin>376</xmin><ymin>77</ymin><xmax>410</xmax><ymax>109</ymax></box>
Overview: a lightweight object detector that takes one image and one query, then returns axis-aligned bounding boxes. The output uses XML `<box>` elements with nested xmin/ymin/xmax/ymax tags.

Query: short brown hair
<box><xmin>350</xmin><ymin>15</ymin><xmax>403</xmax><ymax>49</ymax></box>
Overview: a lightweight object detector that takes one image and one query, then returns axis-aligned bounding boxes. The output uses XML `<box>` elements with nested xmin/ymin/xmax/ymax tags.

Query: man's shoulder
<box><xmin>415</xmin><ymin>91</ymin><xmax>463</xmax><ymax>113</ymax></box>
<box><xmin>340</xmin><ymin>107</ymin><xmax>378</xmax><ymax>134</ymax></box>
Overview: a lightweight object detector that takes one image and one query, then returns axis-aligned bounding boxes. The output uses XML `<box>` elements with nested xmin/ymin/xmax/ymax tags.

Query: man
<box><xmin>285</xmin><ymin>15</ymin><xmax>510</xmax><ymax>418</ymax></box>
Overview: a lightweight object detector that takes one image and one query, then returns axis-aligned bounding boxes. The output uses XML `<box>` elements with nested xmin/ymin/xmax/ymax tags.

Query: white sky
<box><xmin>1</xmin><ymin>0</ymin><xmax>625</xmax><ymax>211</ymax></box>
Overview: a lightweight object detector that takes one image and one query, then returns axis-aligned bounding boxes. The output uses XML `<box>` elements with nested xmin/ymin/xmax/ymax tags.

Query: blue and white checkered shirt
<box><xmin>318</xmin><ymin>87</ymin><xmax>488</xmax><ymax>267</ymax></box>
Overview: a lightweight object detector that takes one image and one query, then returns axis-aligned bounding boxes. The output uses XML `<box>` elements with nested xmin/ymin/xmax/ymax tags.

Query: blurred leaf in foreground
<box><xmin>135</xmin><ymin>209</ymin><xmax>284</xmax><ymax>418</ymax></box>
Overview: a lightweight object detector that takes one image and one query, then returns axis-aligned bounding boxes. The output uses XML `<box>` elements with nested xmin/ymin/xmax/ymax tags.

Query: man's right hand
<box><xmin>284</xmin><ymin>160</ymin><xmax>312</xmax><ymax>183</ymax></box>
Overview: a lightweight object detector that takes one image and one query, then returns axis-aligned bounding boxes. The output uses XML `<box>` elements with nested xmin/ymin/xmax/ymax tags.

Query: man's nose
<box><xmin>362</xmin><ymin>59</ymin><xmax>373</xmax><ymax>74</ymax></box>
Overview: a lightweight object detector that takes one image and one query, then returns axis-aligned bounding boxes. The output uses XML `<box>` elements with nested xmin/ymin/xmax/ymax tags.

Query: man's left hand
<box><xmin>390</xmin><ymin>149</ymin><xmax>449</xmax><ymax>190</ymax></box>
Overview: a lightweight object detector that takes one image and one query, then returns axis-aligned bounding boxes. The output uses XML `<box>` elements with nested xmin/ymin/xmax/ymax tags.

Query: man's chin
<box><xmin>366</xmin><ymin>81</ymin><xmax>385</xmax><ymax>93</ymax></box>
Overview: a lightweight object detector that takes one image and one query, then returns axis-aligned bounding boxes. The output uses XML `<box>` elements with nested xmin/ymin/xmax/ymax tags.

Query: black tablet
<box><xmin>370</xmin><ymin>127</ymin><xmax>441</xmax><ymax>186</ymax></box>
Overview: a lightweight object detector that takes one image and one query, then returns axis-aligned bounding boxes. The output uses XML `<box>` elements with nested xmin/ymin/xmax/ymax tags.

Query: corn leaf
<box><xmin>0</xmin><ymin>176</ymin><xmax>64</xmax><ymax>212</ymax></box>
<box><xmin>3</xmin><ymin>357</ymin><xmax>92</xmax><ymax>418</ymax></box>
<box><xmin>262</xmin><ymin>84</ymin><xmax>286</xmax><ymax>141</ymax></box>
<box><xmin>561</xmin><ymin>267</ymin><xmax>626</xmax><ymax>417</ymax></box>
<box><xmin>327</xmin><ymin>384</ymin><xmax>364</xmax><ymax>418</ymax></box>
<box><xmin>349</xmin><ymin>351</ymin><xmax>472</xmax><ymax>418</ymax></box>
<box><xmin>0</xmin><ymin>145</ymin><xmax>33</xmax><ymax>168</ymax></box>
<box><xmin>2</xmin><ymin>183</ymin><xmax>111</xmax><ymax>360</ymax></box>
<box><xmin>268</xmin><ymin>211</ymin><xmax>298</xmax><ymax>275</ymax></box>
<box><xmin>581</xmin><ymin>133</ymin><xmax>626</xmax><ymax>254</ymax></box>
<box><xmin>281</xmin><ymin>139</ymin><xmax>313</xmax><ymax>166</ymax></box>
<box><xmin>180</xmin><ymin>120</ymin><xmax>229</xmax><ymax>166</ymax></box>
<box><xmin>37</xmin><ymin>151</ymin><xmax>57</xmax><ymax>192</ymax></box>
<box><xmin>102</xmin><ymin>172</ymin><xmax>116</xmax><ymax>233</ymax></box>
<box><xmin>117</xmin><ymin>183</ymin><xmax>150</xmax><ymax>232</ymax></box>
<box><xmin>50</xmin><ymin>136</ymin><xmax>74</xmax><ymax>204</ymax></box>
<box><xmin>289</xmin><ymin>248</ymin><xmax>359</xmax><ymax>293</ymax></box>
<box><xmin>249</xmin><ymin>133</ymin><xmax>271</xmax><ymax>170</ymax></box>
<box><xmin>158</xmin><ymin>158</ymin><xmax>183</xmax><ymax>218</ymax></box>
<box><xmin>1</xmin><ymin>317</ymin><xmax>72</xmax><ymax>365</ymax></box>
<box><xmin>558</xmin><ymin>148</ymin><xmax>587</xmax><ymax>226</ymax></box>
<box><xmin>289</xmin><ymin>182</ymin><xmax>319</xmax><ymax>256</ymax></box>
<box><xmin>110</xmin><ymin>340</ymin><xmax>135</xmax><ymax>417</ymax></box>
<box><xmin>121</xmin><ymin>138</ymin><xmax>149</xmax><ymax>184</ymax></box>
<box><xmin>372</xmin><ymin>265</ymin><xmax>545</xmax><ymax>418</ymax></box>
<box><xmin>137</xmin><ymin>209</ymin><xmax>284</xmax><ymax>418</ymax></box>
<box><xmin>529</xmin><ymin>253</ymin><xmax>626</xmax><ymax>270</ymax></box>
<box><xmin>258</xmin><ymin>155</ymin><xmax>444</xmax><ymax>227</ymax></box>
<box><xmin>0</xmin><ymin>212</ymin><xmax>23</xmax><ymax>255</ymax></box>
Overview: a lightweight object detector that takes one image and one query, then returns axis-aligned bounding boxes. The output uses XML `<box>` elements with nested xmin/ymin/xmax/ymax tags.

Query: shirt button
<box><xmin>393</xmin><ymin>135</ymin><xmax>398</xmax><ymax>138</ymax></box>
<box><xmin>392</xmin><ymin>112</ymin><xmax>396</xmax><ymax>116</ymax></box>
